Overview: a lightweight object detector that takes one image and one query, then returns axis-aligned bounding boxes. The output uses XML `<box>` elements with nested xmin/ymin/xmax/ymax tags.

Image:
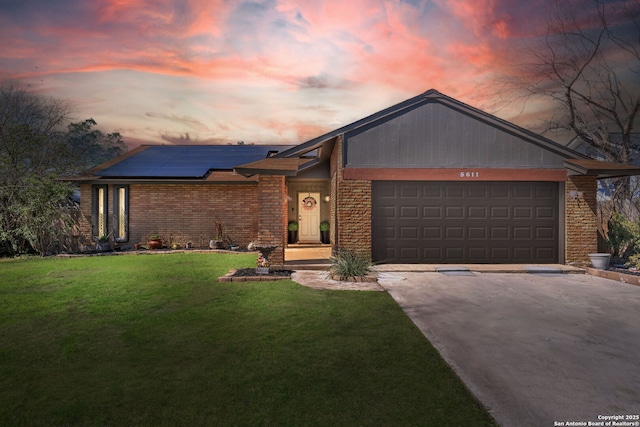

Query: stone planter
<box><xmin>96</xmin><ymin>241</ymin><xmax>111</xmax><ymax>252</ymax></box>
<box><xmin>588</xmin><ymin>253</ymin><xmax>611</xmax><ymax>270</ymax></box>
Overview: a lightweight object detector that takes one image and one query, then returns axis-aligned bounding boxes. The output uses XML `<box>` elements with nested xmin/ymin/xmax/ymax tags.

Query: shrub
<box><xmin>288</xmin><ymin>221</ymin><xmax>298</xmax><ymax>232</ymax></box>
<box><xmin>626</xmin><ymin>253</ymin><xmax>640</xmax><ymax>270</ymax></box>
<box><xmin>328</xmin><ymin>248</ymin><xmax>373</xmax><ymax>281</ymax></box>
<box><xmin>606</xmin><ymin>212</ymin><xmax>638</xmax><ymax>258</ymax></box>
<box><xmin>319</xmin><ymin>221</ymin><xmax>330</xmax><ymax>232</ymax></box>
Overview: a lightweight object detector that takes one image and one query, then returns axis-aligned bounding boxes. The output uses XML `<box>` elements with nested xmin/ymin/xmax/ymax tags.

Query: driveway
<box><xmin>378</xmin><ymin>272</ymin><xmax>640</xmax><ymax>427</ymax></box>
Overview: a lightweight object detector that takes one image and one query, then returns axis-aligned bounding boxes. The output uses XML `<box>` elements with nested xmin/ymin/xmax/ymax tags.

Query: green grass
<box><xmin>0</xmin><ymin>253</ymin><xmax>496</xmax><ymax>426</ymax></box>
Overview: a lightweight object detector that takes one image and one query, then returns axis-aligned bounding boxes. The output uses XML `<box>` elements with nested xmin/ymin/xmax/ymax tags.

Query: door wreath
<box><xmin>301</xmin><ymin>196</ymin><xmax>317</xmax><ymax>211</ymax></box>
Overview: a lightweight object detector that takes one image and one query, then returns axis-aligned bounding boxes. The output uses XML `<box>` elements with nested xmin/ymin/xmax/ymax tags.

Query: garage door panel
<box><xmin>536</xmin><ymin>206</ymin><xmax>555</xmax><ymax>218</ymax></box>
<box><xmin>372</xmin><ymin>181</ymin><xmax>559</xmax><ymax>263</ymax></box>
<box><xmin>400</xmin><ymin>247</ymin><xmax>419</xmax><ymax>260</ymax></box>
<box><xmin>513</xmin><ymin>227</ymin><xmax>532</xmax><ymax>239</ymax></box>
<box><xmin>491</xmin><ymin>185</ymin><xmax>509</xmax><ymax>198</ymax></box>
<box><xmin>400</xmin><ymin>206</ymin><xmax>419</xmax><ymax>218</ymax></box>
<box><xmin>445</xmin><ymin>247</ymin><xmax>464</xmax><ymax>259</ymax></box>
<box><xmin>513</xmin><ymin>206</ymin><xmax>532</xmax><ymax>219</ymax></box>
<box><xmin>423</xmin><ymin>206</ymin><xmax>442</xmax><ymax>218</ymax></box>
<box><xmin>513</xmin><ymin>187</ymin><xmax>533</xmax><ymax>198</ymax></box>
<box><xmin>468</xmin><ymin>206</ymin><xmax>487</xmax><ymax>219</ymax></box>
<box><xmin>536</xmin><ymin>185</ymin><xmax>555</xmax><ymax>198</ymax></box>
<box><xmin>423</xmin><ymin>227</ymin><xmax>441</xmax><ymax>238</ymax></box>
<box><xmin>445</xmin><ymin>185</ymin><xmax>464</xmax><ymax>197</ymax></box>
<box><xmin>379</xmin><ymin>206</ymin><xmax>396</xmax><ymax>218</ymax></box>
<box><xmin>381</xmin><ymin>227</ymin><xmax>396</xmax><ymax>239</ymax></box>
<box><xmin>467</xmin><ymin>186</ymin><xmax>488</xmax><ymax>198</ymax></box>
<box><xmin>445</xmin><ymin>227</ymin><xmax>464</xmax><ymax>239</ymax></box>
<box><xmin>445</xmin><ymin>206</ymin><xmax>464</xmax><ymax>218</ymax></box>
<box><xmin>535</xmin><ymin>226</ymin><xmax>555</xmax><ymax>239</ymax></box>
<box><xmin>513</xmin><ymin>247</ymin><xmax>533</xmax><ymax>261</ymax></box>
<box><xmin>423</xmin><ymin>247</ymin><xmax>442</xmax><ymax>259</ymax></box>
<box><xmin>468</xmin><ymin>227</ymin><xmax>487</xmax><ymax>239</ymax></box>
<box><xmin>491</xmin><ymin>206</ymin><xmax>510</xmax><ymax>218</ymax></box>
<box><xmin>377</xmin><ymin>184</ymin><xmax>396</xmax><ymax>198</ymax></box>
<box><xmin>400</xmin><ymin>227</ymin><xmax>419</xmax><ymax>239</ymax></box>
<box><xmin>422</xmin><ymin>186</ymin><xmax>441</xmax><ymax>198</ymax></box>
<box><xmin>491</xmin><ymin>248</ymin><xmax>510</xmax><ymax>260</ymax></box>
<box><xmin>491</xmin><ymin>227</ymin><xmax>510</xmax><ymax>239</ymax></box>
<box><xmin>468</xmin><ymin>247</ymin><xmax>488</xmax><ymax>261</ymax></box>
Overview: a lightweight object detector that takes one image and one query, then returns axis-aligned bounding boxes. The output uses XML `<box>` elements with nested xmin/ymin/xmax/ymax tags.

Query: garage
<box><xmin>372</xmin><ymin>181</ymin><xmax>560</xmax><ymax>264</ymax></box>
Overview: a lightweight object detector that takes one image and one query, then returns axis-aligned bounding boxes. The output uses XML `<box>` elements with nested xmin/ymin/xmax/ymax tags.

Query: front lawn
<box><xmin>0</xmin><ymin>253</ymin><xmax>495</xmax><ymax>426</ymax></box>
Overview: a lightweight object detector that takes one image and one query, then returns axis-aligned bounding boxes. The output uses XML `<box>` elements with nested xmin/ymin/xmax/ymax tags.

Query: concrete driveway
<box><xmin>378</xmin><ymin>271</ymin><xmax>640</xmax><ymax>427</ymax></box>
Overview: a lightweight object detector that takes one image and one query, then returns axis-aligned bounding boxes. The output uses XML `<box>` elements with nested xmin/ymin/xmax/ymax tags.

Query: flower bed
<box><xmin>218</xmin><ymin>268</ymin><xmax>293</xmax><ymax>282</ymax></box>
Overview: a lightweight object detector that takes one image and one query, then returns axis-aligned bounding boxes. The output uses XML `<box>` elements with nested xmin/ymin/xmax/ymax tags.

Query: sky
<box><xmin>0</xmin><ymin>0</ymin><xmax>637</xmax><ymax>149</ymax></box>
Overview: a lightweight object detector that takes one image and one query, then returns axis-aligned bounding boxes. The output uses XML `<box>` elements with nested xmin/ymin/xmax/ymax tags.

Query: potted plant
<box><xmin>96</xmin><ymin>233</ymin><xmax>111</xmax><ymax>252</ymax></box>
<box><xmin>288</xmin><ymin>221</ymin><xmax>298</xmax><ymax>244</ymax></box>
<box><xmin>588</xmin><ymin>253</ymin><xmax>611</xmax><ymax>270</ymax></box>
<box><xmin>148</xmin><ymin>234</ymin><xmax>163</xmax><ymax>250</ymax></box>
<box><xmin>320</xmin><ymin>221</ymin><xmax>330</xmax><ymax>244</ymax></box>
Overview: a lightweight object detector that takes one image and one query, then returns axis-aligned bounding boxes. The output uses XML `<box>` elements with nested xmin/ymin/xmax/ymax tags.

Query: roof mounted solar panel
<box><xmin>98</xmin><ymin>145</ymin><xmax>294</xmax><ymax>178</ymax></box>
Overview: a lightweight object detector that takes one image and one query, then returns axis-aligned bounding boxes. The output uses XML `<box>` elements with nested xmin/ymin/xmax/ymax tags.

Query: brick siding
<box><xmin>332</xmin><ymin>137</ymin><xmax>372</xmax><ymax>258</ymax></box>
<box><xmin>565</xmin><ymin>175</ymin><xmax>598</xmax><ymax>264</ymax></box>
<box><xmin>257</xmin><ymin>175</ymin><xmax>287</xmax><ymax>266</ymax></box>
<box><xmin>79</xmin><ymin>183</ymin><xmax>259</xmax><ymax>250</ymax></box>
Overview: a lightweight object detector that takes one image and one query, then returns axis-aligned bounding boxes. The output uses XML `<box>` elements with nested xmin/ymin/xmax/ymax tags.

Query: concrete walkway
<box><xmin>377</xmin><ymin>271</ymin><xmax>640</xmax><ymax>427</ymax></box>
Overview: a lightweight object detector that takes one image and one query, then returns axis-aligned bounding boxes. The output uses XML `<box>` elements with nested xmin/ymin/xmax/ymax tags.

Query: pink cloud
<box><xmin>1</xmin><ymin>0</ymin><xmax>634</xmax><ymax>148</ymax></box>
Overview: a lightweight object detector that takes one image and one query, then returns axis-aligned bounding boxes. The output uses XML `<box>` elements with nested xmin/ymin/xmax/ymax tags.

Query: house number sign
<box><xmin>460</xmin><ymin>171</ymin><xmax>480</xmax><ymax>178</ymax></box>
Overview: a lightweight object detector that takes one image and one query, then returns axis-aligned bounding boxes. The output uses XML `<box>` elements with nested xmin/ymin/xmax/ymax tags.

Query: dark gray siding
<box><xmin>345</xmin><ymin>102</ymin><xmax>566</xmax><ymax>169</ymax></box>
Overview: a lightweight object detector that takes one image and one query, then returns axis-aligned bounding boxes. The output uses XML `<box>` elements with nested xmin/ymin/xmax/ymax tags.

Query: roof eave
<box><xmin>564</xmin><ymin>159</ymin><xmax>640</xmax><ymax>179</ymax></box>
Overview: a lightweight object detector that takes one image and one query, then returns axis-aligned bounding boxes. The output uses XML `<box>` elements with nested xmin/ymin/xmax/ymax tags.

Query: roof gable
<box><xmin>345</xmin><ymin>99</ymin><xmax>572</xmax><ymax>169</ymax></box>
<box><xmin>276</xmin><ymin>89</ymin><xmax>587</xmax><ymax>170</ymax></box>
<box><xmin>276</xmin><ymin>89</ymin><xmax>586</xmax><ymax>165</ymax></box>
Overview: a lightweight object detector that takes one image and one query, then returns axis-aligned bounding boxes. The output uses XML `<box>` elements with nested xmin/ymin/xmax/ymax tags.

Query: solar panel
<box><xmin>98</xmin><ymin>145</ymin><xmax>294</xmax><ymax>178</ymax></box>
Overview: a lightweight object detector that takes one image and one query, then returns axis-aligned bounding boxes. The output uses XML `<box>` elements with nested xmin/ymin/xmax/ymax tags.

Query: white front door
<box><xmin>298</xmin><ymin>192</ymin><xmax>321</xmax><ymax>243</ymax></box>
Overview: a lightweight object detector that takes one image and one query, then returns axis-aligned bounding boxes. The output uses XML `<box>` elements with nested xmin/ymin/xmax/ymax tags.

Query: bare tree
<box><xmin>506</xmin><ymin>0</ymin><xmax>640</xmax><ymax>160</ymax></box>
<box><xmin>0</xmin><ymin>82</ymin><xmax>125</xmax><ymax>255</ymax></box>
<box><xmin>496</xmin><ymin>0</ymin><xmax>640</xmax><ymax>241</ymax></box>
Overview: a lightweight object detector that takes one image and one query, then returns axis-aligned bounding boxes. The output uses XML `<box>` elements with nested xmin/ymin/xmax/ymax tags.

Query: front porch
<box><xmin>284</xmin><ymin>243</ymin><xmax>331</xmax><ymax>270</ymax></box>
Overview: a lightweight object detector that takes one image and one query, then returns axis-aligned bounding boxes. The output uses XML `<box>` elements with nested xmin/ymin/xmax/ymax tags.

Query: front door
<box><xmin>298</xmin><ymin>192</ymin><xmax>321</xmax><ymax>243</ymax></box>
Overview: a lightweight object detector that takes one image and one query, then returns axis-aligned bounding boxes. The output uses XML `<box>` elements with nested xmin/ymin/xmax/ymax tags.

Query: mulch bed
<box><xmin>218</xmin><ymin>268</ymin><xmax>293</xmax><ymax>282</ymax></box>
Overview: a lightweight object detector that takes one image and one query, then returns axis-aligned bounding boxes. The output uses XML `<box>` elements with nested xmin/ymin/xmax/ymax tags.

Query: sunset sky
<box><xmin>1</xmin><ymin>0</ymin><xmax>637</xmax><ymax>148</ymax></box>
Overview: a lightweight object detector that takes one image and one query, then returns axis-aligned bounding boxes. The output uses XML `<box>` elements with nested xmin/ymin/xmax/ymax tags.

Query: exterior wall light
<box><xmin>569</xmin><ymin>190</ymin><xmax>584</xmax><ymax>201</ymax></box>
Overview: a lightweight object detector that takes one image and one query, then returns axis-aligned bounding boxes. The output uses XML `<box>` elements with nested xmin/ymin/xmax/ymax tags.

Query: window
<box><xmin>92</xmin><ymin>185</ymin><xmax>108</xmax><ymax>239</ymax></box>
<box><xmin>113</xmin><ymin>186</ymin><xmax>129</xmax><ymax>242</ymax></box>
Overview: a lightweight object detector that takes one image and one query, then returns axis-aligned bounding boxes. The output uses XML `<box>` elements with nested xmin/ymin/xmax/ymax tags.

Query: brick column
<box><xmin>258</xmin><ymin>175</ymin><xmax>286</xmax><ymax>266</ymax></box>
<box><xmin>333</xmin><ymin>137</ymin><xmax>372</xmax><ymax>258</ymax></box>
<box><xmin>565</xmin><ymin>175</ymin><xmax>598</xmax><ymax>264</ymax></box>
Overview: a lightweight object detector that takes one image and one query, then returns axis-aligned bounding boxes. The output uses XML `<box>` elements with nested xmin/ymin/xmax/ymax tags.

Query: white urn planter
<box><xmin>588</xmin><ymin>253</ymin><xmax>611</xmax><ymax>270</ymax></box>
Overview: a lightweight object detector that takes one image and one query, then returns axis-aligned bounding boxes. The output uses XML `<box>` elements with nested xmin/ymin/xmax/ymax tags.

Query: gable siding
<box><xmin>344</xmin><ymin>102</ymin><xmax>566</xmax><ymax>169</ymax></box>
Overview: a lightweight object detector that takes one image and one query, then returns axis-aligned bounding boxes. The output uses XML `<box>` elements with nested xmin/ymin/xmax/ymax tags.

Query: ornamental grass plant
<box><xmin>328</xmin><ymin>248</ymin><xmax>374</xmax><ymax>281</ymax></box>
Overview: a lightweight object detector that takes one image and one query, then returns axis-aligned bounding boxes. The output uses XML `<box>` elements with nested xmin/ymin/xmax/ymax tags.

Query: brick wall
<box><xmin>565</xmin><ymin>175</ymin><xmax>598</xmax><ymax>264</ymax></box>
<box><xmin>79</xmin><ymin>182</ymin><xmax>259</xmax><ymax>249</ymax></box>
<box><xmin>333</xmin><ymin>138</ymin><xmax>372</xmax><ymax>258</ymax></box>
<box><xmin>258</xmin><ymin>175</ymin><xmax>287</xmax><ymax>266</ymax></box>
<box><xmin>77</xmin><ymin>183</ymin><xmax>94</xmax><ymax>250</ymax></box>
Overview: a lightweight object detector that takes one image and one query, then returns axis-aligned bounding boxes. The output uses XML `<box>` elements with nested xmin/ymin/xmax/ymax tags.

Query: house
<box><xmin>70</xmin><ymin>90</ymin><xmax>640</xmax><ymax>265</ymax></box>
